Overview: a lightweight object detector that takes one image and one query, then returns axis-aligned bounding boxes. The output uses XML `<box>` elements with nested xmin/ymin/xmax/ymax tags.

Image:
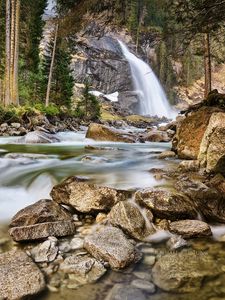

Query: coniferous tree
<box><xmin>40</xmin><ymin>34</ymin><xmax>74</xmax><ymax>108</ymax></box>
<box><xmin>75</xmin><ymin>81</ymin><xmax>101</xmax><ymax>120</ymax></box>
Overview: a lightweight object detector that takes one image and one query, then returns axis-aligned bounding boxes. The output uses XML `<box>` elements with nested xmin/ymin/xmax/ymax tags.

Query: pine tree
<box><xmin>40</xmin><ymin>36</ymin><xmax>74</xmax><ymax>108</ymax></box>
<box><xmin>75</xmin><ymin>81</ymin><xmax>101</xmax><ymax>120</ymax></box>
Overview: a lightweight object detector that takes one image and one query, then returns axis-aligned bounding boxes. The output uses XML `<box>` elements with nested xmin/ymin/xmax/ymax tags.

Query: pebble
<box><xmin>143</xmin><ymin>255</ymin><xmax>156</xmax><ymax>266</ymax></box>
<box><xmin>141</xmin><ymin>247</ymin><xmax>157</xmax><ymax>255</ymax></box>
<box><xmin>133</xmin><ymin>272</ymin><xmax>152</xmax><ymax>281</ymax></box>
<box><xmin>131</xmin><ymin>279</ymin><xmax>156</xmax><ymax>294</ymax></box>
<box><xmin>70</xmin><ymin>237</ymin><xmax>84</xmax><ymax>250</ymax></box>
<box><xmin>59</xmin><ymin>241</ymin><xmax>71</xmax><ymax>253</ymax></box>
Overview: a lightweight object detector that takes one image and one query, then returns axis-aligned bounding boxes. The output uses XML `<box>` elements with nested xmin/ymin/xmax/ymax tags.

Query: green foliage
<box><xmin>0</xmin><ymin>103</ymin><xmax>63</xmax><ymax>123</ymax></box>
<box><xmin>20</xmin><ymin>0</ymin><xmax>47</xmax><ymax>73</ymax></box>
<box><xmin>75</xmin><ymin>82</ymin><xmax>101</xmax><ymax>120</ymax></box>
<box><xmin>33</xmin><ymin>103</ymin><xmax>60</xmax><ymax>116</ymax></box>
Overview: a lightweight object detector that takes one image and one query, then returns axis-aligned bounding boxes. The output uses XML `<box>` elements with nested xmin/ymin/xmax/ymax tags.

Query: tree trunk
<box><xmin>12</xmin><ymin>0</ymin><xmax>20</xmax><ymax>105</ymax></box>
<box><xmin>5</xmin><ymin>0</ymin><xmax>11</xmax><ymax>106</ymax></box>
<box><xmin>10</xmin><ymin>0</ymin><xmax>15</xmax><ymax>100</ymax></box>
<box><xmin>204</xmin><ymin>32</ymin><xmax>212</xmax><ymax>98</ymax></box>
<box><xmin>45</xmin><ymin>22</ymin><xmax>58</xmax><ymax>106</ymax></box>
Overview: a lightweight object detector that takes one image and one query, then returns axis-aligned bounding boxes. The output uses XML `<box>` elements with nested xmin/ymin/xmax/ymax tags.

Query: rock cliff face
<box><xmin>71</xmin><ymin>21</ymin><xmax>140</xmax><ymax>113</ymax></box>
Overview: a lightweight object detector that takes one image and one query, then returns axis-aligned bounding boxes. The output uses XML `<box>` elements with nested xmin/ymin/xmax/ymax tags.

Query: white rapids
<box><xmin>118</xmin><ymin>40</ymin><xmax>176</xmax><ymax>119</ymax></box>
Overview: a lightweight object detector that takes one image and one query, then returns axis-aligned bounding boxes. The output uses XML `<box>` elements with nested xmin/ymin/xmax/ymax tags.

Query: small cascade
<box><xmin>118</xmin><ymin>41</ymin><xmax>176</xmax><ymax>119</ymax></box>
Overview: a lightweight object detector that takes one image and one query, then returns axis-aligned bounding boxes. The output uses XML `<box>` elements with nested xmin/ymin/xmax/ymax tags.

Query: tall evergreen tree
<box><xmin>40</xmin><ymin>34</ymin><xmax>74</xmax><ymax>107</ymax></box>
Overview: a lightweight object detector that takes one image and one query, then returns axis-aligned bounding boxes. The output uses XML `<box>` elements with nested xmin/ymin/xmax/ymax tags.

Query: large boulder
<box><xmin>17</xmin><ymin>130</ymin><xmax>60</xmax><ymax>144</ymax></box>
<box><xmin>176</xmin><ymin>175</ymin><xmax>225</xmax><ymax>223</ymax></box>
<box><xmin>10</xmin><ymin>199</ymin><xmax>72</xmax><ymax>227</ymax></box>
<box><xmin>173</xmin><ymin>107</ymin><xmax>222</xmax><ymax>159</ymax></box>
<box><xmin>198</xmin><ymin>112</ymin><xmax>225</xmax><ymax>174</ymax></box>
<box><xmin>169</xmin><ymin>220</ymin><xmax>212</xmax><ymax>238</ymax></box>
<box><xmin>108</xmin><ymin>201</ymin><xmax>155</xmax><ymax>240</ymax></box>
<box><xmin>0</xmin><ymin>250</ymin><xmax>46</xmax><ymax>299</ymax></box>
<box><xmin>9</xmin><ymin>199</ymin><xmax>76</xmax><ymax>241</ymax></box>
<box><xmin>86</xmin><ymin>123</ymin><xmax>136</xmax><ymax>143</ymax></box>
<box><xmin>142</xmin><ymin>130</ymin><xmax>170</xmax><ymax>143</ymax></box>
<box><xmin>152</xmin><ymin>251</ymin><xmax>223</xmax><ymax>293</ymax></box>
<box><xmin>135</xmin><ymin>189</ymin><xmax>197</xmax><ymax>221</ymax></box>
<box><xmin>51</xmin><ymin>176</ymin><xmax>128</xmax><ymax>214</ymax></box>
<box><xmin>84</xmin><ymin>227</ymin><xmax>137</xmax><ymax>269</ymax></box>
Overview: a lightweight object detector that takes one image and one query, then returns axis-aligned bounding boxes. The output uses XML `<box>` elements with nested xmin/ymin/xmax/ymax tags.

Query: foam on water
<box><xmin>118</xmin><ymin>40</ymin><xmax>176</xmax><ymax>119</ymax></box>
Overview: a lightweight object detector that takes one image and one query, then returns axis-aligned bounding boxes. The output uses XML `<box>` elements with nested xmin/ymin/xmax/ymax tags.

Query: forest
<box><xmin>0</xmin><ymin>0</ymin><xmax>225</xmax><ymax>112</ymax></box>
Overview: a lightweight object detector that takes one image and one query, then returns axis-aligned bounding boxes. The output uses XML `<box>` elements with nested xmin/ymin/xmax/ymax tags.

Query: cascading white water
<box><xmin>118</xmin><ymin>41</ymin><xmax>175</xmax><ymax>119</ymax></box>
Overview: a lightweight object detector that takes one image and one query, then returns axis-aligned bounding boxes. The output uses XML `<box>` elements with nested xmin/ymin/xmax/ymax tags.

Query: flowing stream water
<box><xmin>1</xmin><ymin>131</ymin><xmax>225</xmax><ymax>300</ymax></box>
<box><xmin>118</xmin><ymin>41</ymin><xmax>176</xmax><ymax>119</ymax></box>
<box><xmin>0</xmin><ymin>130</ymin><xmax>175</xmax><ymax>223</ymax></box>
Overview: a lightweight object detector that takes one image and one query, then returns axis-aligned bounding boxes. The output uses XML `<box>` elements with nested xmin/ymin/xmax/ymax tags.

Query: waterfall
<box><xmin>118</xmin><ymin>41</ymin><xmax>175</xmax><ymax>119</ymax></box>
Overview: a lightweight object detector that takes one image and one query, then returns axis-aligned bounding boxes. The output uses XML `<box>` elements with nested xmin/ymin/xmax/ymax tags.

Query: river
<box><xmin>1</xmin><ymin>131</ymin><xmax>225</xmax><ymax>300</ymax></box>
<box><xmin>0</xmin><ymin>130</ymin><xmax>176</xmax><ymax>223</ymax></box>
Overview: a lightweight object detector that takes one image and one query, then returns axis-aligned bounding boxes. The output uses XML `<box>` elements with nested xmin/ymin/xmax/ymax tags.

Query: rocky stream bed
<box><xmin>1</xmin><ymin>102</ymin><xmax>225</xmax><ymax>300</ymax></box>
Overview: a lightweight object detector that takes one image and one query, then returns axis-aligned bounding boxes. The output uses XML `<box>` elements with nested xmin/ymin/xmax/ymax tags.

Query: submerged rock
<box><xmin>51</xmin><ymin>176</ymin><xmax>128</xmax><ymax>214</ymax></box>
<box><xmin>17</xmin><ymin>130</ymin><xmax>60</xmax><ymax>144</ymax></box>
<box><xmin>135</xmin><ymin>189</ymin><xmax>197</xmax><ymax>221</ymax></box>
<box><xmin>0</xmin><ymin>250</ymin><xmax>46</xmax><ymax>299</ymax></box>
<box><xmin>9</xmin><ymin>199</ymin><xmax>75</xmax><ymax>241</ymax></box>
<box><xmin>152</xmin><ymin>251</ymin><xmax>223</xmax><ymax>293</ymax></box>
<box><xmin>84</xmin><ymin>227</ymin><xmax>136</xmax><ymax>269</ymax></box>
<box><xmin>108</xmin><ymin>201</ymin><xmax>155</xmax><ymax>240</ymax></box>
<box><xmin>131</xmin><ymin>279</ymin><xmax>156</xmax><ymax>294</ymax></box>
<box><xmin>86</xmin><ymin>123</ymin><xmax>136</xmax><ymax>143</ymax></box>
<box><xmin>169</xmin><ymin>220</ymin><xmax>212</xmax><ymax>238</ymax></box>
<box><xmin>60</xmin><ymin>254</ymin><xmax>106</xmax><ymax>286</ymax></box>
<box><xmin>105</xmin><ymin>284</ymin><xmax>147</xmax><ymax>300</ymax></box>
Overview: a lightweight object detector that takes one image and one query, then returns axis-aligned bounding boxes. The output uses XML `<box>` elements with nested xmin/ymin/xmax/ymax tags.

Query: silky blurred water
<box><xmin>0</xmin><ymin>131</ymin><xmax>176</xmax><ymax>222</ymax></box>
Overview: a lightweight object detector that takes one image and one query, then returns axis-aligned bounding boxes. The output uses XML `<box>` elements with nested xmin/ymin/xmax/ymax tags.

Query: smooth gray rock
<box><xmin>17</xmin><ymin>130</ymin><xmax>60</xmax><ymax>144</ymax></box>
<box><xmin>0</xmin><ymin>250</ymin><xmax>46</xmax><ymax>299</ymax></box>
<box><xmin>105</xmin><ymin>284</ymin><xmax>146</xmax><ymax>300</ymax></box>
<box><xmin>84</xmin><ymin>227</ymin><xmax>136</xmax><ymax>269</ymax></box>
<box><xmin>131</xmin><ymin>279</ymin><xmax>156</xmax><ymax>294</ymax></box>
